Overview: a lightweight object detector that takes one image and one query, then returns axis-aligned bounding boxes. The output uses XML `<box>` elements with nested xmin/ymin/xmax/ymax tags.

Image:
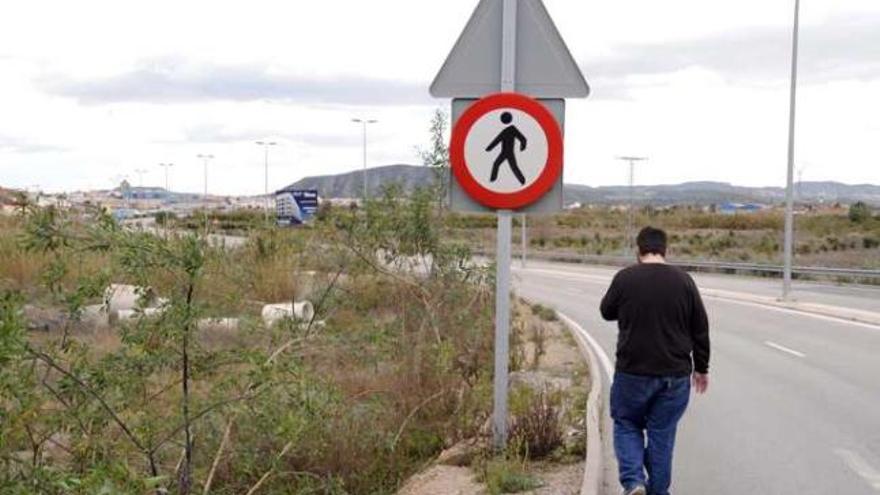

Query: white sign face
<box><xmin>463</xmin><ymin>108</ymin><xmax>549</xmax><ymax>194</ymax></box>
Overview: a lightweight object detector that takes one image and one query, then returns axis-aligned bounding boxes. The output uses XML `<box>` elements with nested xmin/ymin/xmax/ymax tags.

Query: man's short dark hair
<box><xmin>637</xmin><ymin>226</ymin><xmax>667</xmax><ymax>257</ymax></box>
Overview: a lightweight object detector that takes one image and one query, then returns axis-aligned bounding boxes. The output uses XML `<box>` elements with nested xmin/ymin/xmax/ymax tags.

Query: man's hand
<box><xmin>692</xmin><ymin>373</ymin><xmax>709</xmax><ymax>394</ymax></box>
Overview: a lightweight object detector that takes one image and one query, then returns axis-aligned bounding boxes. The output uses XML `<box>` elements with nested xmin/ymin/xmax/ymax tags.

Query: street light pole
<box><xmin>617</xmin><ymin>156</ymin><xmax>648</xmax><ymax>255</ymax></box>
<box><xmin>159</xmin><ymin>163</ymin><xmax>174</xmax><ymax>195</ymax></box>
<box><xmin>256</xmin><ymin>141</ymin><xmax>278</xmax><ymax>224</ymax></box>
<box><xmin>134</xmin><ymin>168</ymin><xmax>147</xmax><ymax>188</ymax></box>
<box><xmin>352</xmin><ymin>118</ymin><xmax>378</xmax><ymax>201</ymax></box>
<box><xmin>197</xmin><ymin>154</ymin><xmax>215</xmax><ymax>236</ymax></box>
<box><xmin>782</xmin><ymin>0</ymin><xmax>801</xmax><ymax>301</ymax></box>
<box><xmin>797</xmin><ymin>166</ymin><xmax>807</xmax><ymax>202</ymax></box>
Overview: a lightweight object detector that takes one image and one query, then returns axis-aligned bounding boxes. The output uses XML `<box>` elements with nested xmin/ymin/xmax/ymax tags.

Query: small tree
<box><xmin>418</xmin><ymin>109</ymin><xmax>450</xmax><ymax>211</ymax></box>
<box><xmin>848</xmin><ymin>201</ymin><xmax>871</xmax><ymax>223</ymax></box>
<box><xmin>155</xmin><ymin>211</ymin><xmax>175</xmax><ymax>227</ymax></box>
<box><xmin>12</xmin><ymin>191</ymin><xmax>32</xmax><ymax>216</ymax></box>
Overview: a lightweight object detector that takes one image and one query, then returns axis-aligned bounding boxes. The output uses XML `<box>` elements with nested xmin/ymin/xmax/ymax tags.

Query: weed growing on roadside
<box><xmin>530</xmin><ymin>303</ymin><xmax>558</xmax><ymax>322</ymax></box>
<box><xmin>509</xmin><ymin>387</ymin><xmax>565</xmax><ymax>460</ymax></box>
<box><xmin>477</xmin><ymin>454</ymin><xmax>543</xmax><ymax>495</ymax></box>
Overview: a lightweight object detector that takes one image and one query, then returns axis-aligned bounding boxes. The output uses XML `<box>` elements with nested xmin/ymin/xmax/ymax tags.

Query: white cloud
<box><xmin>40</xmin><ymin>58</ymin><xmax>429</xmax><ymax>106</ymax></box>
<box><xmin>0</xmin><ymin>0</ymin><xmax>878</xmax><ymax>193</ymax></box>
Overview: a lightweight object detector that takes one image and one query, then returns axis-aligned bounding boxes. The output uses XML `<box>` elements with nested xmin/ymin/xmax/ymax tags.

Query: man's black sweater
<box><xmin>600</xmin><ymin>263</ymin><xmax>710</xmax><ymax>377</ymax></box>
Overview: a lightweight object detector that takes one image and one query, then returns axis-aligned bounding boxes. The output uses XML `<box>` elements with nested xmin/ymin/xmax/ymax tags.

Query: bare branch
<box><xmin>303</xmin><ymin>265</ymin><xmax>345</xmax><ymax>339</ymax></box>
<box><xmin>150</xmin><ymin>392</ymin><xmax>258</xmax><ymax>455</ymax></box>
<box><xmin>391</xmin><ymin>389</ymin><xmax>450</xmax><ymax>451</ymax></box>
<box><xmin>27</xmin><ymin>348</ymin><xmax>150</xmax><ymax>456</ymax></box>
<box><xmin>245</xmin><ymin>441</ymin><xmax>294</xmax><ymax>495</ymax></box>
<box><xmin>202</xmin><ymin>418</ymin><xmax>234</xmax><ymax>495</ymax></box>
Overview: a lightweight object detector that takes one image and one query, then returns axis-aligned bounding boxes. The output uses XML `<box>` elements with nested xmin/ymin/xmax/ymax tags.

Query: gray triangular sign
<box><xmin>430</xmin><ymin>0</ymin><xmax>589</xmax><ymax>99</ymax></box>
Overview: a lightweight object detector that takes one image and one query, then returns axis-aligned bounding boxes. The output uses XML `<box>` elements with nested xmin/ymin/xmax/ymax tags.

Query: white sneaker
<box><xmin>623</xmin><ymin>485</ymin><xmax>647</xmax><ymax>495</ymax></box>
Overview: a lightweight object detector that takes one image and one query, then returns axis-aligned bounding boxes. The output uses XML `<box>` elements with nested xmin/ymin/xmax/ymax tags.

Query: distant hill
<box><xmin>284</xmin><ymin>165</ymin><xmax>880</xmax><ymax>206</ymax></box>
<box><xmin>284</xmin><ymin>164</ymin><xmax>436</xmax><ymax>199</ymax></box>
<box><xmin>565</xmin><ymin>181</ymin><xmax>880</xmax><ymax>206</ymax></box>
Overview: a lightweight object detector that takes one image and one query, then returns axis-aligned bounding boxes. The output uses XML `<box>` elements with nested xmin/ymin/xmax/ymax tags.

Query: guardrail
<box><xmin>494</xmin><ymin>250</ymin><xmax>880</xmax><ymax>281</ymax></box>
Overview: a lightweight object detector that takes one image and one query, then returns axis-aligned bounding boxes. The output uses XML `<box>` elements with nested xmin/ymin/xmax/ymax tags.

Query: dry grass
<box><xmin>0</xmin><ymin>216</ymin><xmax>111</xmax><ymax>300</ymax></box>
<box><xmin>0</xmin><ymin>216</ymin><xmax>45</xmax><ymax>291</ymax></box>
<box><xmin>449</xmin><ymin>207</ymin><xmax>880</xmax><ymax>268</ymax></box>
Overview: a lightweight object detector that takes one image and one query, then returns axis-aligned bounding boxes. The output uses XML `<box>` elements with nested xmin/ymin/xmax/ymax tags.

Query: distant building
<box><xmin>275</xmin><ymin>188</ymin><xmax>320</xmax><ymax>226</ymax></box>
<box><xmin>128</xmin><ymin>187</ymin><xmax>169</xmax><ymax>201</ymax></box>
<box><xmin>718</xmin><ymin>202</ymin><xmax>765</xmax><ymax>215</ymax></box>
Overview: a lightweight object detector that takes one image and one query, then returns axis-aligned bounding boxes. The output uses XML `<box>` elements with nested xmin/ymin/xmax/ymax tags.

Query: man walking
<box><xmin>600</xmin><ymin>227</ymin><xmax>710</xmax><ymax>495</ymax></box>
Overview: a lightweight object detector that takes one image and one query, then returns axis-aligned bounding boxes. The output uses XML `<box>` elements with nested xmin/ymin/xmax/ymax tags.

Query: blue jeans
<box><xmin>611</xmin><ymin>371</ymin><xmax>691</xmax><ymax>495</ymax></box>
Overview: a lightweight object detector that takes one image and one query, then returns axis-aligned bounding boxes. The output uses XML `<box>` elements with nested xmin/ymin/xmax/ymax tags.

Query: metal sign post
<box><xmin>521</xmin><ymin>213</ymin><xmax>527</xmax><ymax>268</ymax></box>
<box><xmin>432</xmin><ymin>0</ymin><xmax>589</xmax><ymax>452</ymax></box>
<box><xmin>491</xmin><ymin>0</ymin><xmax>517</xmax><ymax>451</ymax></box>
<box><xmin>494</xmin><ymin>210</ymin><xmax>512</xmax><ymax>449</ymax></box>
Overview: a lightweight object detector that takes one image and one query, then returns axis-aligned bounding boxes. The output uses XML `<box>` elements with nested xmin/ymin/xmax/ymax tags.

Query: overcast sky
<box><xmin>1</xmin><ymin>0</ymin><xmax>878</xmax><ymax>194</ymax></box>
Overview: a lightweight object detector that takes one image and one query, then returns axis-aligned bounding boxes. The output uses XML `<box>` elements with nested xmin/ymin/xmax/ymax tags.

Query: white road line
<box><xmin>513</xmin><ymin>267</ymin><xmax>612</xmax><ymax>284</ymax></box>
<box><xmin>835</xmin><ymin>448</ymin><xmax>880</xmax><ymax>491</ymax></box>
<box><xmin>763</xmin><ymin>341</ymin><xmax>807</xmax><ymax>358</ymax></box>
<box><xmin>709</xmin><ymin>296</ymin><xmax>880</xmax><ymax>331</ymax></box>
<box><xmin>556</xmin><ymin>311</ymin><xmax>615</xmax><ymax>380</ymax></box>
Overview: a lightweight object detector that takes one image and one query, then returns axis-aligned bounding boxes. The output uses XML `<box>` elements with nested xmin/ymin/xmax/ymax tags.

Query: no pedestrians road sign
<box><xmin>450</xmin><ymin>93</ymin><xmax>563</xmax><ymax>210</ymax></box>
<box><xmin>434</xmin><ymin>0</ymin><xmax>587</xmax><ymax>213</ymax></box>
<box><xmin>430</xmin><ymin>0</ymin><xmax>589</xmax><ymax>451</ymax></box>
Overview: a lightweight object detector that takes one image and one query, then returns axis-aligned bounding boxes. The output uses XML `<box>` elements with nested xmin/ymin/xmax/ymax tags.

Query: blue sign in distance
<box><xmin>275</xmin><ymin>189</ymin><xmax>319</xmax><ymax>226</ymax></box>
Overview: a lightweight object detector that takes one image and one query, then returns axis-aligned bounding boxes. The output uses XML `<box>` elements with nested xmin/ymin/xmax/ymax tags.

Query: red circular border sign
<box><xmin>450</xmin><ymin>93</ymin><xmax>563</xmax><ymax>210</ymax></box>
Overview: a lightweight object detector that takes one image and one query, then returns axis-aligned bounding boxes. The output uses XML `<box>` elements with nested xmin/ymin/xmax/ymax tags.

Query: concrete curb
<box><xmin>556</xmin><ymin>312</ymin><xmax>605</xmax><ymax>495</ymax></box>
<box><xmin>701</xmin><ymin>288</ymin><xmax>880</xmax><ymax>327</ymax></box>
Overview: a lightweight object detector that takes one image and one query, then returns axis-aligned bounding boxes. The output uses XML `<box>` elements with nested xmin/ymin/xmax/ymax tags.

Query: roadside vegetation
<box><xmin>448</xmin><ymin>203</ymin><xmax>880</xmax><ymax>269</ymax></box>
<box><xmin>1</xmin><ymin>189</ymin><xmax>592</xmax><ymax>494</ymax></box>
<box><xmin>399</xmin><ymin>300</ymin><xmax>589</xmax><ymax>495</ymax></box>
<box><xmin>0</xmin><ymin>188</ymin><xmax>506</xmax><ymax>494</ymax></box>
<box><xmin>0</xmin><ymin>110</ymin><xmax>594</xmax><ymax>494</ymax></box>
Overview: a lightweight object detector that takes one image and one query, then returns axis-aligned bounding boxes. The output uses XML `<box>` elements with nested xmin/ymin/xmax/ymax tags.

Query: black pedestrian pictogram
<box><xmin>486</xmin><ymin>112</ymin><xmax>528</xmax><ymax>185</ymax></box>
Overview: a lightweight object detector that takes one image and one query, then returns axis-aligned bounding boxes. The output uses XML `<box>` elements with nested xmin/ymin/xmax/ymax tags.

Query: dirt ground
<box><xmin>397</xmin><ymin>462</ymin><xmax>584</xmax><ymax>495</ymax></box>
<box><xmin>397</xmin><ymin>466</ymin><xmax>483</xmax><ymax>495</ymax></box>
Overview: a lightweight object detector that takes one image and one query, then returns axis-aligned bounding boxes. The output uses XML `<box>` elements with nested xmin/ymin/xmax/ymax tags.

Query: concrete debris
<box><xmin>110</xmin><ymin>307</ymin><xmax>166</xmax><ymax>325</ymax></box>
<box><xmin>104</xmin><ymin>284</ymin><xmax>158</xmax><ymax>314</ymax></box>
<box><xmin>197</xmin><ymin>318</ymin><xmax>241</xmax><ymax>332</ymax></box>
<box><xmin>261</xmin><ymin>301</ymin><xmax>315</xmax><ymax>327</ymax></box>
<box><xmin>81</xmin><ymin>304</ymin><xmax>110</xmax><ymax>328</ymax></box>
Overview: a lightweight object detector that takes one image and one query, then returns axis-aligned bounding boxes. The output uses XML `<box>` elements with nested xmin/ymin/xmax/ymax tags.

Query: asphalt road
<box><xmin>513</xmin><ymin>261</ymin><xmax>880</xmax><ymax>495</ymax></box>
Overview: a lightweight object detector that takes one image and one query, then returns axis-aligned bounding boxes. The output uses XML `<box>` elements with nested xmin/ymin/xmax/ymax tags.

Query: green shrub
<box><xmin>849</xmin><ymin>202</ymin><xmax>871</xmax><ymax>223</ymax></box>
<box><xmin>480</xmin><ymin>457</ymin><xmax>543</xmax><ymax>495</ymax></box>
<box><xmin>509</xmin><ymin>388</ymin><xmax>565</xmax><ymax>459</ymax></box>
<box><xmin>530</xmin><ymin>303</ymin><xmax>558</xmax><ymax>322</ymax></box>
